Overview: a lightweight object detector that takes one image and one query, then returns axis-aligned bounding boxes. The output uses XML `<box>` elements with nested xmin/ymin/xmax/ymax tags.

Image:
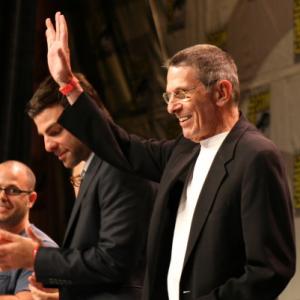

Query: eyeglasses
<box><xmin>162</xmin><ymin>86</ymin><xmax>198</xmax><ymax>105</ymax></box>
<box><xmin>0</xmin><ymin>186</ymin><xmax>32</xmax><ymax>196</ymax></box>
<box><xmin>162</xmin><ymin>79</ymin><xmax>218</xmax><ymax>105</ymax></box>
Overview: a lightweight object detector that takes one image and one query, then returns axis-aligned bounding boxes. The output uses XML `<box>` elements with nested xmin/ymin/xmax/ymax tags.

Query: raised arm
<box><xmin>45</xmin><ymin>12</ymin><xmax>83</xmax><ymax>104</ymax></box>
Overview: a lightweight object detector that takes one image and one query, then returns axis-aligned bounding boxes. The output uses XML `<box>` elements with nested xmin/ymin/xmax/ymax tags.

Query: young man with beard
<box><xmin>0</xmin><ymin>73</ymin><xmax>155</xmax><ymax>300</ymax></box>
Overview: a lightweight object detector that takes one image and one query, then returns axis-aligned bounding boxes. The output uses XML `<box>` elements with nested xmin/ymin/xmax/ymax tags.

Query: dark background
<box><xmin>2</xmin><ymin>1</ymin><xmax>298</xmax><ymax>297</ymax></box>
<box><xmin>0</xmin><ymin>0</ymin><xmax>177</xmax><ymax>243</ymax></box>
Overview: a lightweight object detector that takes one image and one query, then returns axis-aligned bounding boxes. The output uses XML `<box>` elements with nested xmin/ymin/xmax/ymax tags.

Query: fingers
<box><xmin>0</xmin><ymin>229</ymin><xmax>18</xmax><ymax>243</ymax></box>
<box><xmin>55</xmin><ymin>11</ymin><xmax>61</xmax><ymax>42</ymax></box>
<box><xmin>45</xmin><ymin>11</ymin><xmax>76</xmax><ymax>88</ymax></box>
<box><xmin>29</xmin><ymin>275</ymin><xmax>44</xmax><ymax>289</ymax></box>
<box><xmin>60</xmin><ymin>14</ymin><xmax>69</xmax><ymax>49</ymax></box>
<box><xmin>45</xmin><ymin>18</ymin><xmax>55</xmax><ymax>49</ymax></box>
<box><xmin>46</xmin><ymin>11</ymin><xmax>66</xmax><ymax>49</ymax></box>
<box><xmin>29</xmin><ymin>280</ymin><xmax>59</xmax><ymax>298</ymax></box>
<box><xmin>29</xmin><ymin>284</ymin><xmax>45</xmax><ymax>300</ymax></box>
<box><xmin>0</xmin><ymin>244</ymin><xmax>13</xmax><ymax>271</ymax></box>
<box><xmin>0</xmin><ymin>233</ymin><xmax>35</xmax><ymax>270</ymax></box>
<box><xmin>28</xmin><ymin>274</ymin><xmax>36</xmax><ymax>285</ymax></box>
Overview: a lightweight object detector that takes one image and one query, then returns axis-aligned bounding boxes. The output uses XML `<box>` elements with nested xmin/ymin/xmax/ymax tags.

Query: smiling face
<box><xmin>166</xmin><ymin>65</ymin><xmax>220</xmax><ymax>142</ymax></box>
<box><xmin>33</xmin><ymin>104</ymin><xmax>90</xmax><ymax>169</ymax></box>
<box><xmin>0</xmin><ymin>162</ymin><xmax>36</xmax><ymax>233</ymax></box>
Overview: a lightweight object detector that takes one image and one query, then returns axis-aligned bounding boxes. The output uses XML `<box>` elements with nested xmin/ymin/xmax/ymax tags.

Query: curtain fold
<box><xmin>0</xmin><ymin>0</ymin><xmax>36</xmax><ymax>162</ymax></box>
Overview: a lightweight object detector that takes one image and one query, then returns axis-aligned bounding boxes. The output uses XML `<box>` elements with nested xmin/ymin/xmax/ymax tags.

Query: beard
<box><xmin>0</xmin><ymin>206</ymin><xmax>27</xmax><ymax>231</ymax></box>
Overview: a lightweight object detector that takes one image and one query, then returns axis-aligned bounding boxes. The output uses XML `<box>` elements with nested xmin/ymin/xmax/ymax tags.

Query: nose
<box><xmin>0</xmin><ymin>188</ymin><xmax>7</xmax><ymax>199</ymax></box>
<box><xmin>167</xmin><ymin>99</ymin><xmax>182</xmax><ymax>114</ymax></box>
<box><xmin>44</xmin><ymin>137</ymin><xmax>58</xmax><ymax>153</ymax></box>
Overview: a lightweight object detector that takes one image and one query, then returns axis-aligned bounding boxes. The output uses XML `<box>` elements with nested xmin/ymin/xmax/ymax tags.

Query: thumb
<box><xmin>26</xmin><ymin>225</ymin><xmax>42</xmax><ymax>245</ymax></box>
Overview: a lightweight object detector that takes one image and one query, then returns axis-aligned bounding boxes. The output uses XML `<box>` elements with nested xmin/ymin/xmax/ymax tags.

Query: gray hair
<box><xmin>165</xmin><ymin>44</ymin><xmax>240</xmax><ymax>104</ymax></box>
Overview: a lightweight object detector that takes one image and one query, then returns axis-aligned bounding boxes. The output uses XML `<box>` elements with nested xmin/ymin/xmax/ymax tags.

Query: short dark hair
<box><xmin>165</xmin><ymin>44</ymin><xmax>240</xmax><ymax>104</ymax></box>
<box><xmin>26</xmin><ymin>73</ymin><xmax>111</xmax><ymax>119</ymax></box>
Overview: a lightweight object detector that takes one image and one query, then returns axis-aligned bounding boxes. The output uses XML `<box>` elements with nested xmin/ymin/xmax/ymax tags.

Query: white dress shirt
<box><xmin>167</xmin><ymin>131</ymin><xmax>229</xmax><ymax>300</ymax></box>
<box><xmin>81</xmin><ymin>152</ymin><xmax>95</xmax><ymax>179</ymax></box>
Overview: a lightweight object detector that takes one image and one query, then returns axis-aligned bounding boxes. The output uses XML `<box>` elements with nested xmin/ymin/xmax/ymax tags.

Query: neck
<box><xmin>83</xmin><ymin>150</ymin><xmax>92</xmax><ymax>162</ymax></box>
<box><xmin>219</xmin><ymin>106</ymin><xmax>239</xmax><ymax>132</ymax></box>
<box><xmin>0</xmin><ymin>218</ymin><xmax>29</xmax><ymax>235</ymax></box>
<box><xmin>192</xmin><ymin>107</ymin><xmax>239</xmax><ymax>142</ymax></box>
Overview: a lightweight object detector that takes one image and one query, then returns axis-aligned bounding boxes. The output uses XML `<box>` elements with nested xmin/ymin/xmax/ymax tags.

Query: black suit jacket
<box><xmin>59</xmin><ymin>94</ymin><xmax>295</xmax><ymax>300</ymax></box>
<box><xmin>34</xmin><ymin>154</ymin><xmax>155</xmax><ymax>300</ymax></box>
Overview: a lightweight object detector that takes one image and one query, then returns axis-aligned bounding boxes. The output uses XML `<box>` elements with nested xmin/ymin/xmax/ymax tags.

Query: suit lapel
<box><xmin>183</xmin><ymin>116</ymin><xmax>251</xmax><ymax>267</ymax></box>
<box><xmin>147</xmin><ymin>140</ymin><xmax>199</xmax><ymax>258</ymax></box>
<box><xmin>168</xmin><ymin>145</ymin><xmax>200</xmax><ymax>186</ymax></box>
<box><xmin>162</xmin><ymin>141</ymin><xmax>200</xmax><ymax>210</ymax></box>
<box><xmin>62</xmin><ymin>156</ymin><xmax>102</xmax><ymax>246</ymax></box>
<box><xmin>183</xmin><ymin>154</ymin><xmax>227</xmax><ymax>265</ymax></box>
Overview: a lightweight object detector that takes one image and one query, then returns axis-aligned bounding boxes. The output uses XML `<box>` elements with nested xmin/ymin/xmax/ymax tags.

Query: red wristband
<box><xmin>33</xmin><ymin>243</ymin><xmax>40</xmax><ymax>262</ymax></box>
<box><xmin>59</xmin><ymin>78</ymin><xmax>79</xmax><ymax>95</ymax></box>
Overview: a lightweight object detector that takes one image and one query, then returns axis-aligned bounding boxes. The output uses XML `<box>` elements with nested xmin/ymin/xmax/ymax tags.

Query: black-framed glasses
<box><xmin>162</xmin><ymin>86</ymin><xmax>198</xmax><ymax>105</ymax></box>
<box><xmin>0</xmin><ymin>186</ymin><xmax>32</xmax><ymax>196</ymax></box>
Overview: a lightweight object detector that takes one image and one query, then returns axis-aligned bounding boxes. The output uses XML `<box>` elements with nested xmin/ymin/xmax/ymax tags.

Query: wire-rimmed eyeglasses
<box><xmin>162</xmin><ymin>86</ymin><xmax>198</xmax><ymax>105</ymax></box>
<box><xmin>0</xmin><ymin>186</ymin><xmax>32</xmax><ymax>196</ymax></box>
<box><xmin>162</xmin><ymin>80</ymin><xmax>218</xmax><ymax>105</ymax></box>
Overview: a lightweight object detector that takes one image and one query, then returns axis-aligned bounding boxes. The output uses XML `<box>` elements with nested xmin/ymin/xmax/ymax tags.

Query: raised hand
<box><xmin>45</xmin><ymin>12</ymin><xmax>83</xmax><ymax>103</ymax></box>
<box><xmin>45</xmin><ymin>11</ymin><xmax>73</xmax><ymax>86</ymax></box>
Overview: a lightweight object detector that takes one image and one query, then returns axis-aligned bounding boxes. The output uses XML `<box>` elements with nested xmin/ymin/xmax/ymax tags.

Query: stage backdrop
<box><xmin>153</xmin><ymin>0</ymin><xmax>299</xmax><ymax>298</ymax></box>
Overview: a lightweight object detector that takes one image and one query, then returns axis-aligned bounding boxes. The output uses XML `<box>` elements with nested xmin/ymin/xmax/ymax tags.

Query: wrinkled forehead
<box><xmin>166</xmin><ymin>65</ymin><xmax>200</xmax><ymax>91</ymax></box>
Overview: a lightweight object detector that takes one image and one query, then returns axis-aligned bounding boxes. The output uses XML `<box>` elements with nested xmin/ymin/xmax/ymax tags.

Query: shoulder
<box><xmin>227</xmin><ymin>115</ymin><xmax>279</xmax><ymax>154</ymax></box>
<box><xmin>239</xmin><ymin>127</ymin><xmax>279</xmax><ymax>155</ymax></box>
<box><xmin>27</xmin><ymin>224</ymin><xmax>58</xmax><ymax>248</ymax></box>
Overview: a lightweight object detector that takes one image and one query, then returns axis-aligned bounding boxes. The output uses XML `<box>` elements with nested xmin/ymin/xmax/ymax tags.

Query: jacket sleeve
<box><xmin>59</xmin><ymin>92</ymin><xmax>176</xmax><ymax>183</ymax></box>
<box><xmin>34</xmin><ymin>163</ymin><xmax>156</xmax><ymax>287</ymax></box>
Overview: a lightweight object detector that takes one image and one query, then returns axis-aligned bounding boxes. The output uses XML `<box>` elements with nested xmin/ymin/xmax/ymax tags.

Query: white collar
<box><xmin>199</xmin><ymin>131</ymin><xmax>229</xmax><ymax>149</ymax></box>
<box><xmin>81</xmin><ymin>152</ymin><xmax>95</xmax><ymax>176</ymax></box>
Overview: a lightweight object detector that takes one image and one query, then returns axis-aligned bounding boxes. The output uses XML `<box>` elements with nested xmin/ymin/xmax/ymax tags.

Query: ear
<box><xmin>27</xmin><ymin>192</ymin><xmax>37</xmax><ymax>208</ymax></box>
<box><xmin>214</xmin><ymin>80</ymin><xmax>233</xmax><ymax>107</ymax></box>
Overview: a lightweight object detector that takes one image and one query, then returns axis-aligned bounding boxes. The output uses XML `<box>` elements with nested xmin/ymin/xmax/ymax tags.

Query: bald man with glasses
<box><xmin>0</xmin><ymin>160</ymin><xmax>56</xmax><ymax>300</ymax></box>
